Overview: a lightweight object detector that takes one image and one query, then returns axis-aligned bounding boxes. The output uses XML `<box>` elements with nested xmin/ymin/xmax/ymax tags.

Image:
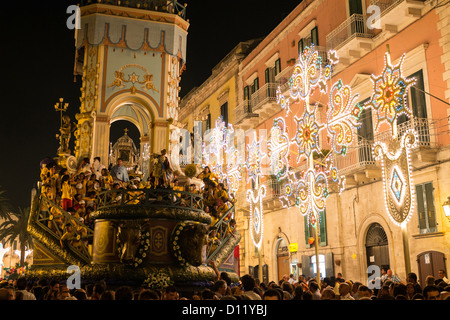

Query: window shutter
<box><xmin>304</xmin><ymin>216</ymin><xmax>311</xmax><ymax>248</ymax></box>
<box><xmin>416</xmin><ymin>184</ymin><xmax>427</xmax><ymax>230</ymax></box>
<box><xmin>275</xmin><ymin>58</ymin><xmax>281</xmax><ymax>75</ymax></box>
<box><xmin>221</xmin><ymin>102</ymin><xmax>228</xmax><ymax>126</ymax></box>
<box><xmin>244</xmin><ymin>85</ymin><xmax>250</xmax><ymax>101</ymax></box>
<box><xmin>206</xmin><ymin>113</ymin><xmax>211</xmax><ymax>130</ymax></box>
<box><xmin>319</xmin><ymin>210</ymin><xmax>327</xmax><ymax>247</ymax></box>
<box><xmin>262</xmin><ymin>264</ymin><xmax>269</xmax><ymax>284</ymax></box>
<box><xmin>301</xmin><ymin>255</ymin><xmax>312</xmax><ymax>278</ymax></box>
<box><xmin>311</xmin><ymin>26</ymin><xmax>319</xmax><ymax>46</ymax></box>
<box><xmin>298</xmin><ymin>38</ymin><xmax>304</xmax><ymax>54</ymax></box>
<box><xmin>424</xmin><ymin>182</ymin><xmax>436</xmax><ymax>230</ymax></box>
<box><xmin>325</xmin><ymin>252</ymin><xmax>334</xmax><ymax>278</ymax></box>
<box><xmin>253</xmin><ymin>77</ymin><xmax>259</xmax><ymax>92</ymax></box>
<box><xmin>265</xmin><ymin>68</ymin><xmax>270</xmax><ymax>84</ymax></box>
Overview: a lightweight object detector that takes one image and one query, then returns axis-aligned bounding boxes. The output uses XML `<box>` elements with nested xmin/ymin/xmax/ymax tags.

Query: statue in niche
<box><xmin>57</xmin><ymin>114</ymin><xmax>76</xmax><ymax>154</ymax></box>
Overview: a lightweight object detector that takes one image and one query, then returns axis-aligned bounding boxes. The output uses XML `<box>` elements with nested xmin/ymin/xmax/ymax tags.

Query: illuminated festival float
<box><xmin>26</xmin><ymin>0</ymin><xmax>240</xmax><ymax>291</ymax></box>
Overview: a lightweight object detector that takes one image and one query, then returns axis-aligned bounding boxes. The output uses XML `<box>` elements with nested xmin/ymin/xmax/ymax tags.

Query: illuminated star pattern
<box><xmin>367</xmin><ymin>52</ymin><xmax>415</xmax><ymax>131</ymax></box>
<box><xmin>292</xmin><ymin>108</ymin><xmax>323</xmax><ymax>162</ymax></box>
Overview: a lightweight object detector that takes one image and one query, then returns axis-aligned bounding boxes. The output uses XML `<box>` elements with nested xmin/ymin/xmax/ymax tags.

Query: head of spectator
<box><xmin>423</xmin><ymin>285</ymin><xmax>440</xmax><ymax>300</ymax></box>
<box><xmin>163</xmin><ymin>285</ymin><xmax>179</xmax><ymax>300</ymax></box>
<box><xmin>114</xmin><ymin>286</ymin><xmax>133</xmax><ymax>300</ymax></box>
<box><xmin>357</xmin><ymin>285</ymin><xmax>372</xmax><ymax>299</ymax></box>
<box><xmin>241</xmin><ymin>274</ymin><xmax>256</xmax><ymax>292</ymax></box>
<box><xmin>138</xmin><ymin>289</ymin><xmax>160</xmax><ymax>300</ymax></box>
<box><xmin>213</xmin><ymin>280</ymin><xmax>227</xmax><ymax>298</ymax></box>
<box><xmin>321</xmin><ymin>288</ymin><xmax>336</xmax><ymax>300</ymax></box>
<box><xmin>263</xmin><ymin>289</ymin><xmax>282</xmax><ymax>300</ymax></box>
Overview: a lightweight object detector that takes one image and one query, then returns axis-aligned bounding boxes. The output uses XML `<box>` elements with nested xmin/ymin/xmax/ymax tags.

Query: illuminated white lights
<box><xmin>373</xmin><ymin>129</ymin><xmax>418</xmax><ymax>227</ymax></box>
<box><xmin>247</xmin><ymin>184</ymin><xmax>266</xmax><ymax>249</ymax></box>
<box><xmin>268</xmin><ymin>117</ymin><xmax>290</xmax><ymax>180</ymax></box>
<box><xmin>367</xmin><ymin>51</ymin><xmax>415</xmax><ymax>133</ymax></box>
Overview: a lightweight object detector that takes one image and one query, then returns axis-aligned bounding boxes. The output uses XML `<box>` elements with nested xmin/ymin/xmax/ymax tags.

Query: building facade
<box><xmin>180</xmin><ymin>0</ymin><xmax>450</xmax><ymax>286</ymax></box>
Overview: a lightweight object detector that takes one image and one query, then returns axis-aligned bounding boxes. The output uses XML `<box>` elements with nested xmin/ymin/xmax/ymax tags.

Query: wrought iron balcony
<box><xmin>374</xmin><ymin>117</ymin><xmax>438</xmax><ymax>149</ymax></box>
<box><xmin>326</xmin><ymin>14</ymin><xmax>375</xmax><ymax>51</ymax></box>
<box><xmin>250</xmin><ymin>83</ymin><xmax>279</xmax><ymax>113</ymax></box>
<box><xmin>334</xmin><ymin>140</ymin><xmax>377</xmax><ymax>176</ymax></box>
<box><xmin>80</xmin><ymin>0</ymin><xmax>187</xmax><ymax>19</ymax></box>
<box><xmin>234</xmin><ymin>100</ymin><xmax>258</xmax><ymax>126</ymax></box>
<box><xmin>368</xmin><ymin>0</ymin><xmax>426</xmax><ymax>31</ymax></box>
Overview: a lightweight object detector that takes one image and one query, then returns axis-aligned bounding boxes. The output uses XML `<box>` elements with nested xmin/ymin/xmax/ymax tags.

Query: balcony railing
<box><xmin>369</xmin><ymin>0</ymin><xmax>426</xmax><ymax>17</ymax></box>
<box><xmin>375</xmin><ymin>117</ymin><xmax>437</xmax><ymax>148</ymax></box>
<box><xmin>234</xmin><ymin>100</ymin><xmax>257</xmax><ymax>124</ymax></box>
<box><xmin>334</xmin><ymin>140</ymin><xmax>376</xmax><ymax>175</ymax></box>
<box><xmin>326</xmin><ymin>14</ymin><xmax>375</xmax><ymax>50</ymax></box>
<box><xmin>96</xmin><ymin>188</ymin><xmax>204</xmax><ymax>213</ymax></box>
<box><xmin>250</xmin><ymin>83</ymin><xmax>279</xmax><ymax>113</ymax></box>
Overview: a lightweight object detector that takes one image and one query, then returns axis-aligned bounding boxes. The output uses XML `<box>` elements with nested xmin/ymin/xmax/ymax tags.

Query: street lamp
<box><xmin>443</xmin><ymin>196</ymin><xmax>450</xmax><ymax>221</ymax></box>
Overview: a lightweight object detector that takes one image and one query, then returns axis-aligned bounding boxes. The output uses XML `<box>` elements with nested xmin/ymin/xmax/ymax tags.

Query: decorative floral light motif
<box><xmin>367</xmin><ymin>51</ymin><xmax>415</xmax><ymax>131</ymax></box>
<box><xmin>293</xmin><ymin>169</ymin><xmax>328</xmax><ymax>227</ymax></box>
<box><xmin>290</xmin><ymin>45</ymin><xmax>328</xmax><ymax>99</ymax></box>
<box><xmin>203</xmin><ymin>116</ymin><xmax>242</xmax><ymax>192</ymax></box>
<box><xmin>327</xmin><ymin>80</ymin><xmax>363</xmax><ymax>155</ymax></box>
<box><xmin>276</xmin><ymin>87</ymin><xmax>291</xmax><ymax>117</ymax></box>
<box><xmin>246</xmin><ymin>133</ymin><xmax>265</xmax><ymax>185</ymax></box>
<box><xmin>292</xmin><ymin>108</ymin><xmax>323</xmax><ymax>161</ymax></box>
<box><xmin>268</xmin><ymin>117</ymin><xmax>290</xmax><ymax>180</ymax></box>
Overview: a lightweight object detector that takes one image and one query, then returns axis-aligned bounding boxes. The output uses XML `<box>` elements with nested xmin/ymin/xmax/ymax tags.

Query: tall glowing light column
<box><xmin>245</xmin><ymin>131</ymin><xmax>266</xmax><ymax>276</ymax></box>
<box><xmin>369</xmin><ymin>45</ymin><xmax>416</xmax><ymax>275</ymax></box>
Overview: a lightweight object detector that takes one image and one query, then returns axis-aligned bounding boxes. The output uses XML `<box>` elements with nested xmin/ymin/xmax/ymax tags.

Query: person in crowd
<box><xmin>438</xmin><ymin>269</ymin><xmax>450</xmax><ymax>284</ymax></box>
<box><xmin>240</xmin><ymin>274</ymin><xmax>261</xmax><ymax>300</ymax></box>
<box><xmin>110</xmin><ymin>158</ymin><xmax>129</xmax><ymax>185</ymax></box>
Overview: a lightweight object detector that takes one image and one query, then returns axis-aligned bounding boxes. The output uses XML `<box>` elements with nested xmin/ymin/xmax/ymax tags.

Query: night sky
<box><xmin>0</xmin><ymin>0</ymin><xmax>301</xmax><ymax>210</ymax></box>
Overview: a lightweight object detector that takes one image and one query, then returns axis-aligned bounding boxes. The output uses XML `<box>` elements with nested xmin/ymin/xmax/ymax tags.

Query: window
<box><xmin>311</xmin><ymin>254</ymin><xmax>326</xmax><ymax>279</ymax></box>
<box><xmin>304</xmin><ymin>210</ymin><xmax>327</xmax><ymax>248</ymax></box>
<box><xmin>298</xmin><ymin>27</ymin><xmax>318</xmax><ymax>54</ymax></box>
<box><xmin>220</xmin><ymin>102</ymin><xmax>228</xmax><ymax>126</ymax></box>
<box><xmin>415</xmin><ymin>182</ymin><xmax>437</xmax><ymax>234</ymax></box>
<box><xmin>206</xmin><ymin>113</ymin><xmax>211</xmax><ymax>131</ymax></box>
<box><xmin>358</xmin><ymin>98</ymin><xmax>374</xmax><ymax>164</ymax></box>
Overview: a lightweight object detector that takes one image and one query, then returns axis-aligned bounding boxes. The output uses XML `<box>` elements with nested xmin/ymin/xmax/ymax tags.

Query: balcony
<box><xmin>326</xmin><ymin>14</ymin><xmax>375</xmax><ymax>66</ymax></box>
<box><xmin>369</xmin><ymin>0</ymin><xmax>426</xmax><ymax>34</ymax></box>
<box><xmin>250</xmin><ymin>83</ymin><xmax>280</xmax><ymax>115</ymax></box>
<box><xmin>375</xmin><ymin>117</ymin><xmax>440</xmax><ymax>164</ymax></box>
<box><xmin>233</xmin><ymin>100</ymin><xmax>259</xmax><ymax>130</ymax></box>
<box><xmin>334</xmin><ymin>117</ymin><xmax>440</xmax><ymax>186</ymax></box>
<box><xmin>334</xmin><ymin>140</ymin><xmax>380</xmax><ymax>186</ymax></box>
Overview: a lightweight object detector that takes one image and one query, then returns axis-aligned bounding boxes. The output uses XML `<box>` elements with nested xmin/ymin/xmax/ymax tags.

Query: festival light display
<box><xmin>369</xmin><ymin>48</ymin><xmax>417</xmax><ymax>227</ymax></box>
<box><xmin>366</xmin><ymin>51</ymin><xmax>415</xmax><ymax>133</ymax></box>
<box><xmin>272</xmin><ymin>45</ymin><xmax>360</xmax><ymax>232</ymax></box>
<box><xmin>373</xmin><ymin>129</ymin><xmax>417</xmax><ymax>226</ymax></box>
<box><xmin>268</xmin><ymin>117</ymin><xmax>290</xmax><ymax>180</ymax></box>
<box><xmin>203</xmin><ymin>116</ymin><xmax>242</xmax><ymax>194</ymax></box>
<box><xmin>245</xmin><ymin>131</ymin><xmax>267</xmax><ymax>249</ymax></box>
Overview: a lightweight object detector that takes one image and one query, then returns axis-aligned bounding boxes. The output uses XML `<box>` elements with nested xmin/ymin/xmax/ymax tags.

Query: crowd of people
<box><xmin>1</xmin><ymin>268</ymin><xmax>449</xmax><ymax>301</ymax></box>
<box><xmin>38</xmin><ymin>151</ymin><xmax>237</xmax><ymax>254</ymax></box>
